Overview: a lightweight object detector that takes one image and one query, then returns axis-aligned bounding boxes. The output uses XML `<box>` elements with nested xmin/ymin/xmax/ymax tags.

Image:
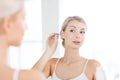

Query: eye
<box><xmin>80</xmin><ymin>31</ymin><xmax>85</xmax><ymax>34</ymax></box>
<box><xmin>70</xmin><ymin>29</ymin><xmax>76</xmax><ymax>32</ymax></box>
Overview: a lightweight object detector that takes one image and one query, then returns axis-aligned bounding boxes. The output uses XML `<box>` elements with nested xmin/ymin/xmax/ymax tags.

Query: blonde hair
<box><xmin>0</xmin><ymin>0</ymin><xmax>24</xmax><ymax>20</ymax></box>
<box><xmin>61</xmin><ymin>16</ymin><xmax>86</xmax><ymax>46</ymax></box>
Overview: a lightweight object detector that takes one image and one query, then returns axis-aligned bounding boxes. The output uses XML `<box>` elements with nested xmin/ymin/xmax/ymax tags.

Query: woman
<box><xmin>33</xmin><ymin>16</ymin><xmax>106</xmax><ymax>80</ymax></box>
<box><xmin>0</xmin><ymin>0</ymin><xmax>58</xmax><ymax>80</ymax></box>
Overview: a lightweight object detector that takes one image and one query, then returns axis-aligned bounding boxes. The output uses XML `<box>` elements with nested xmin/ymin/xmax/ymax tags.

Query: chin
<box><xmin>73</xmin><ymin>47</ymin><xmax>80</xmax><ymax>49</ymax></box>
<box><xmin>12</xmin><ymin>43</ymin><xmax>21</xmax><ymax>47</ymax></box>
<box><xmin>72</xmin><ymin>45</ymin><xmax>82</xmax><ymax>49</ymax></box>
<box><xmin>16</xmin><ymin>42</ymin><xmax>22</xmax><ymax>46</ymax></box>
<box><xmin>70</xmin><ymin>45</ymin><xmax>79</xmax><ymax>49</ymax></box>
<box><xmin>11</xmin><ymin>41</ymin><xmax>21</xmax><ymax>47</ymax></box>
<box><xmin>15</xmin><ymin>43</ymin><xmax>21</xmax><ymax>46</ymax></box>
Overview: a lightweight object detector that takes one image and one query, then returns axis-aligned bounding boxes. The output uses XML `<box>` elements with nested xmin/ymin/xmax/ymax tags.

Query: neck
<box><xmin>0</xmin><ymin>36</ymin><xmax>9</xmax><ymax>67</ymax></box>
<box><xmin>63</xmin><ymin>47</ymin><xmax>80</xmax><ymax>64</ymax></box>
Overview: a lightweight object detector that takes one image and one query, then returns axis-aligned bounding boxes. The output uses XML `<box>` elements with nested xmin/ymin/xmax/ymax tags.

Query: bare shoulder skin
<box><xmin>43</xmin><ymin>58</ymin><xmax>59</xmax><ymax>78</ymax></box>
<box><xmin>87</xmin><ymin>59</ymin><xmax>101</xmax><ymax>80</ymax></box>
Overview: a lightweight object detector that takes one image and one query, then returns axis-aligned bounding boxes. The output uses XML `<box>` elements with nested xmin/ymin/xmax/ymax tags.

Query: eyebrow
<box><xmin>80</xmin><ymin>28</ymin><xmax>85</xmax><ymax>30</ymax></box>
<box><xmin>70</xmin><ymin>26</ymin><xmax>85</xmax><ymax>30</ymax></box>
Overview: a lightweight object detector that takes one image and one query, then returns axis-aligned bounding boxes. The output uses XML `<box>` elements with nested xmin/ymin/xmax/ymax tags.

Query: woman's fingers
<box><xmin>47</xmin><ymin>33</ymin><xmax>59</xmax><ymax>47</ymax></box>
<box><xmin>48</xmin><ymin>33</ymin><xmax>59</xmax><ymax>41</ymax></box>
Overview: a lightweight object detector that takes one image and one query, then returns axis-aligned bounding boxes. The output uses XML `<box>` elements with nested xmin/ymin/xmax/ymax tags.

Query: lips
<box><xmin>73</xmin><ymin>41</ymin><xmax>80</xmax><ymax>45</ymax></box>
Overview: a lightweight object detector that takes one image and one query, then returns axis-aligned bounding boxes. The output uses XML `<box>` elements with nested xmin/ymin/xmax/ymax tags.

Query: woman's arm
<box><xmin>32</xmin><ymin>33</ymin><xmax>59</xmax><ymax>72</ymax></box>
<box><xmin>19</xmin><ymin>70</ymin><xmax>46</xmax><ymax>80</ymax></box>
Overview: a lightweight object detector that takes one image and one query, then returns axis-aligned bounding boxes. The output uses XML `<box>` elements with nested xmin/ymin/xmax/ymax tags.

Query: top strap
<box><xmin>53</xmin><ymin>58</ymin><xmax>60</xmax><ymax>73</ymax></box>
<box><xmin>83</xmin><ymin>59</ymin><xmax>88</xmax><ymax>73</ymax></box>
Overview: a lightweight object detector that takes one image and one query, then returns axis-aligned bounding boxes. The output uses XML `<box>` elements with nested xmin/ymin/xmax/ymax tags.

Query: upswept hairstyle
<box><xmin>60</xmin><ymin>16</ymin><xmax>86</xmax><ymax>46</ymax></box>
<box><xmin>0</xmin><ymin>0</ymin><xmax>24</xmax><ymax>20</ymax></box>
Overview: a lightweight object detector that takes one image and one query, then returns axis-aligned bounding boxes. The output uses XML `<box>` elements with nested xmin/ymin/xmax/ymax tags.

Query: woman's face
<box><xmin>62</xmin><ymin>20</ymin><xmax>86</xmax><ymax>49</ymax></box>
<box><xmin>7</xmin><ymin>7</ymin><xmax>26</xmax><ymax>46</ymax></box>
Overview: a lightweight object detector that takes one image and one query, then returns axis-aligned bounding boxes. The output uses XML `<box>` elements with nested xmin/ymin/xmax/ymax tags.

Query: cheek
<box><xmin>81</xmin><ymin>35</ymin><xmax>85</xmax><ymax>41</ymax></box>
<box><xmin>64</xmin><ymin>34</ymin><xmax>74</xmax><ymax>43</ymax></box>
<box><xmin>65</xmin><ymin>32</ymin><xmax>72</xmax><ymax>37</ymax></box>
<box><xmin>16</xmin><ymin>20</ymin><xmax>24</xmax><ymax>32</ymax></box>
<box><xmin>64</xmin><ymin>33</ymin><xmax>69</xmax><ymax>40</ymax></box>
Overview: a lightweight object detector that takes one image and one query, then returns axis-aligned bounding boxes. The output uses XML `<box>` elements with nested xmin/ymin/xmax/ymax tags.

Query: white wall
<box><xmin>41</xmin><ymin>0</ymin><xmax>60</xmax><ymax>57</ymax></box>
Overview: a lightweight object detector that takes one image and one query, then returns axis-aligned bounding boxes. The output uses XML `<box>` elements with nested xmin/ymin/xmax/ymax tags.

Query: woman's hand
<box><xmin>45</xmin><ymin>33</ymin><xmax>59</xmax><ymax>56</ymax></box>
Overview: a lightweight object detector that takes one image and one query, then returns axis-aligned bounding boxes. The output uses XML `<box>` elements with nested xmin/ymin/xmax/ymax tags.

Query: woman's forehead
<box><xmin>66</xmin><ymin>20</ymin><xmax>86</xmax><ymax>29</ymax></box>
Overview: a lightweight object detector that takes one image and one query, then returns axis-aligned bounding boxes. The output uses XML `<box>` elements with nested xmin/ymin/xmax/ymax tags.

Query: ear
<box><xmin>2</xmin><ymin>16</ymin><xmax>13</xmax><ymax>33</ymax></box>
<box><xmin>60</xmin><ymin>30</ymin><xmax>65</xmax><ymax>39</ymax></box>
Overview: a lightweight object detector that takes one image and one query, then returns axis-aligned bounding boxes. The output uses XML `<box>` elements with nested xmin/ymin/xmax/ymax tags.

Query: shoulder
<box><xmin>86</xmin><ymin>59</ymin><xmax>102</xmax><ymax>76</ymax></box>
<box><xmin>44</xmin><ymin>58</ymin><xmax>60</xmax><ymax>71</ymax></box>
<box><xmin>87</xmin><ymin>59</ymin><xmax>102</xmax><ymax>73</ymax></box>
<box><xmin>88</xmin><ymin>60</ymin><xmax>106</xmax><ymax>79</ymax></box>
<box><xmin>47</xmin><ymin>58</ymin><xmax>60</xmax><ymax>65</ymax></box>
<box><xmin>43</xmin><ymin>58</ymin><xmax>60</xmax><ymax>76</ymax></box>
<box><xmin>88</xmin><ymin>59</ymin><xmax>101</xmax><ymax>68</ymax></box>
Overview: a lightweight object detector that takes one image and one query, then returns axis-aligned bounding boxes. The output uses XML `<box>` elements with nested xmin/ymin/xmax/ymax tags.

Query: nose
<box><xmin>75</xmin><ymin>32</ymin><xmax>81</xmax><ymax>39</ymax></box>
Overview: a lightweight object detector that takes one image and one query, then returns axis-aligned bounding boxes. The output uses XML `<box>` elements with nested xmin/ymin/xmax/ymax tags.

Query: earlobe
<box><xmin>60</xmin><ymin>30</ymin><xmax>65</xmax><ymax>39</ymax></box>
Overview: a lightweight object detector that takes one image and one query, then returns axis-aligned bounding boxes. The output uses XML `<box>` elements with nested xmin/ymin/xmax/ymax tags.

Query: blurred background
<box><xmin>7</xmin><ymin>0</ymin><xmax>120</xmax><ymax>80</ymax></box>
